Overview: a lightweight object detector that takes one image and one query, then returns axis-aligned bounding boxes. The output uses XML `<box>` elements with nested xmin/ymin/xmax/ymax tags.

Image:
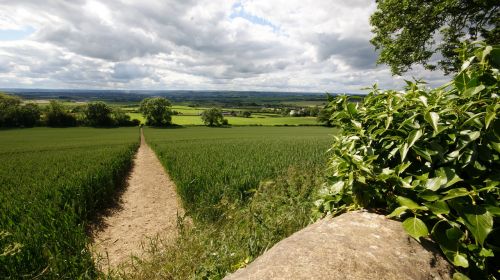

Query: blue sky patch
<box><xmin>0</xmin><ymin>26</ymin><xmax>35</xmax><ymax>41</ymax></box>
<box><xmin>230</xmin><ymin>2</ymin><xmax>280</xmax><ymax>33</ymax></box>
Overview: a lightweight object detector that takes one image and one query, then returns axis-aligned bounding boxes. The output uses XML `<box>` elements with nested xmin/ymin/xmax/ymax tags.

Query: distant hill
<box><xmin>0</xmin><ymin>88</ymin><xmax>362</xmax><ymax>106</ymax></box>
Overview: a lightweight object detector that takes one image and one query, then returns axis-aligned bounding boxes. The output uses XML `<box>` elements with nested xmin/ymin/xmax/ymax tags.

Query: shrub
<box><xmin>315</xmin><ymin>43</ymin><xmax>499</xmax><ymax>279</ymax></box>
<box><xmin>0</xmin><ymin>94</ymin><xmax>41</xmax><ymax>127</ymax></box>
<box><xmin>45</xmin><ymin>100</ymin><xmax>78</xmax><ymax>127</ymax></box>
<box><xmin>84</xmin><ymin>101</ymin><xmax>114</xmax><ymax>127</ymax></box>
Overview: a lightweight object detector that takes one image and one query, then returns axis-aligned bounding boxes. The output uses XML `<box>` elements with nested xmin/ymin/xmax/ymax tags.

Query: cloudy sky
<box><xmin>0</xmin><ymin>0</ymin><xmax>448</xmax><ymax>93</ymax></box>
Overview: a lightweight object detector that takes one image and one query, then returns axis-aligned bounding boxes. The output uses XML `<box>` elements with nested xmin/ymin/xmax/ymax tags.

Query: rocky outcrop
<box><xmin>225</xmin><ymin>211</ymin><xmax>453</xmax><ymax>280</ymax></box>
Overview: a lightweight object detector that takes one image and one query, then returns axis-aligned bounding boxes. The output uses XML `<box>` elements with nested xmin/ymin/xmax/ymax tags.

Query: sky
<box><xmin>0</xmin><ymin>0</ymin><xmax>449</xmax><ymax>93</ymax></box>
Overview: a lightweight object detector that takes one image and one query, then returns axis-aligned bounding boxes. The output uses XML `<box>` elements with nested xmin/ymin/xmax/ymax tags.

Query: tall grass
<box><xmin>145</xmin><ymin>126</ymin><xmax>335</xmax><ymax>222</ymax></box>
<box><xmin>0</xmin><ymin>128</ymin><xmax>139</xmax><ymax>279</ymax></box>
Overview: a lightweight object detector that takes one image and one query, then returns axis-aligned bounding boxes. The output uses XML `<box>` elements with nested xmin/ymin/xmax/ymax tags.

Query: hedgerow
<box><xmin>315</xmin><ymin>43</ymin><xmax>499</xmax><ymax>279</ymax></box>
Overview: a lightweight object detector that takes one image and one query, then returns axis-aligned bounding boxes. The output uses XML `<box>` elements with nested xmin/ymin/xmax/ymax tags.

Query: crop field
<box><xmin>0</xmin><ymin>128</ymin><xmax>139</xmax><ymax>278</ymax></box>
<box><xmin>128</xmin><ymin>112</ymin><xmax>319</xmax><ymax>126</ymax></box>
<box><xmin>144</xmin><ymin>126</ymin><xmax>335</xmax><ymax>221</ymax></box>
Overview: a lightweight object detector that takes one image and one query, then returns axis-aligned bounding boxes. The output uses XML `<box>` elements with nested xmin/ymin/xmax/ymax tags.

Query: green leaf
<box><xmin>424</xmin><ymin>111</ymin><xmax>439</xmax><ymax>132</ymax></box>
<box><xmin>407</xmin><ymin>129</ymin><xmax>423</xmax><ymax>147</ymax></box>
<box><xmin>485</xmin><ymin>109</ymin><xmax>496</xmax><ymax>129</ymax></box>
<box><xmin>436</xmin><ymin>167</ymin><xmax>463</xmax><ymax>188</ymax></box>
<box><xmin>425</xmin><ymin>200</ymin><xmax>450</xmax><ymax>215</ymax></box>
<box><xmin>446</xmin><ymin>227</ymin><xmax>464</xmax><ymax>241</ymax></box>
<box><xmin>351</xmin><ymin>119</ymin><xmax>362</xmax><ymax>130</ymax></box>
<box><xmin>399</xmin><ymin>143</ymin><xmax>409</xmax><ymax>162</ymax></box>
<box><xmin>441</xmin><ymin>188</ymin><xmax>470</xmax><ymax>201</ymax></box>
<box><xmin>479</xmin><ymin>248</ymin><xmax>494</xmax><ymax>257</ymax></box>
<box><xmin>418</xmin><ymin>190</ymin><xmax>440</xmax><ymax>201</ymax></box>
<box><xmin>396</xmin><ymin>196</ymin><xmax>426</xmax><ymax>210</ymax></box>
<box><xmin>387</xmin><ymin>206</ymin><xmax>408</xmax><ymax>218</ymax></box>
<box><xmin>485</xmin><ymin>205</ymin><xmax>500</xmax><ymax>217</ymax></box>
<box><xmin>453</xmin><ymin>253</ymin><xmax>469</xmax><ymax>268</ymax></box>
<box><xmin>462</xmin><ymin>207</ymin><xmax>493</xmax><ymax>246</ymax></box>
<box><xmin>453</xmin><ymin>272</ymin><xmax>471</xmax><ymax>280</ymax></box>
<box><xmin>402</xmin><ymin>217</ymin><xmax>429</xmax><ymax>240</ymax></box>
<box><xmin>463</xmin><ymin>85</ymin><xmax>485</xmax><ymax>98</ymax></box>
<box><xmin>425</xmin><ymin>177</ymin><xmax>446</xmax><ymax>191</ymax></box>
<box><xmin>412</xmin><ymin>145</ymin><xmax>433</xmax><ymax>162</ymax></box>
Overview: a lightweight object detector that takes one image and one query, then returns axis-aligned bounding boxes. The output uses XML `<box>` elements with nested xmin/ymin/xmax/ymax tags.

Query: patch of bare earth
<box><xmin>92</xmin><ymin>129</ymin><xmax>184</xmax><ymax>271</ymax></box>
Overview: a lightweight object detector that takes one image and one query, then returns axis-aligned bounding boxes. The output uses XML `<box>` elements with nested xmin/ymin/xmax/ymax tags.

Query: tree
<box><xmin>0</xmin><ymin>93</ymin><xmax>21</xmax><ymax>127</ymax></box>
<box><xmin>370</xmin><ymin>0</ymin><xmax>499</xmax><ymax>74</ymax></box>
<box><xmin>16</xmin><ymin>103</ymin><xmax>41</xmax><ymax>127</ymax></box>
<box><xmin>317</xmin><ymin>94</ymin><xmax>335</xmax><ymax>126</ymax></box>
<box><xmin>0</xmin><ymin>93</ymin><xmax>41</xmax><ymax>127</ymax></box>
<box><xmin>45</xmin><ymin>100</ymin><xmax>77</xmax><ymax>127</ymax></box>
<box><xmin>201</xmin><ymin>108</ymin><xmax>225</xmax><ymax>126</ymax></box>
<box><xmin>139</xmin><ymin>97</ymin><xmax>173</xmax><ymax>126</ymax></box>
<box><xmin>84</xmin><ymin>101</ymin><xmax>113</xmax><ymax>127</ymax></box>
<box><xmin>241</xmin><ymin>111</ymin><xmax>252</xmax><ymax>118</ymax></box>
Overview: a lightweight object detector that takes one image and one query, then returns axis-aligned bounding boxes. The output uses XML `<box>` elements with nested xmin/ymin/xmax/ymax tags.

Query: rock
<box><xmin>225</xmin><ymin>211</ymin><xmax>453</xmax><ymax>280</ymax></box>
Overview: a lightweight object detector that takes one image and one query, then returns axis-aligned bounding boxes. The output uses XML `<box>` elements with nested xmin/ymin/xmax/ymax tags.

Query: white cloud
<box><xmin>0</xmin><ymin>0</ymin><xmax>447</xmax><ymax>92</ymax></box>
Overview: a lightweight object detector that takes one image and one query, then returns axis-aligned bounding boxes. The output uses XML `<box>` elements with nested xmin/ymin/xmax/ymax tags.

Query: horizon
<box><xmin>0</xmin><ymin>1</ymin><xmax>448</xmax><ymax>93</ymax></box>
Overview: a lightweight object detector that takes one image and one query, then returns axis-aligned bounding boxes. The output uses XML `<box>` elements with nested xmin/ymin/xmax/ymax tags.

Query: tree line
<box><xmin>0</xmin><ymin>93</ymin><xmax>139</xmax><ymax>128</ymax></box>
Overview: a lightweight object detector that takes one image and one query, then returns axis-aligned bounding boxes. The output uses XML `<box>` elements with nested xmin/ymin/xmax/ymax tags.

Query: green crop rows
<box><xmin>0</xmin><ymin>127</ymin><xmax>139</xmax><ymax>278</ymax></box>
<box><xmin>144</xmin><ymin>126</ymin><xmax>336</xmax><ymax>222</ymax></box>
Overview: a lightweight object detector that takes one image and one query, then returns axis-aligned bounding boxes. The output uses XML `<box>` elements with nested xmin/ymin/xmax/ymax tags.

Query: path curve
<box><xmin>92</xmin><ymin>128</ymin><xmax>184</xmax><ymax>270</ymax></box>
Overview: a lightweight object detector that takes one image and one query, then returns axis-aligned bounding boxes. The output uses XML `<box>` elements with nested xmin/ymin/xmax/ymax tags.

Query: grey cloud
<box><xmin>111</xmin><ymin>63</ymin><xmax>151</xmax><ymax>80</ymax></box>
<box><xmin>314</xmin><ymin>33</ymin><xmax>378</xmax><ymax>69</ymax></box>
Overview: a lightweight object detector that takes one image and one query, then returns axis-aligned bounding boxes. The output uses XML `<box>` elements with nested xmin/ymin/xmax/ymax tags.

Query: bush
<box><xmin>315</xmin><ymin>43</ymin><xmax>499</xmax><ymax>279</ymax></box>
<box><xmin>45</xmin><ymin>100</ymin><xmax>77</xmax><ymax>127</ymax></box>
<box><xmin>112</xmin><ymin>108</ymin><xmax>139</xmax><ymax>126</ymax></box>
<box><xmin>84</xmin><ymin>101</ymin><xmax>114</xmax><ymax>127</ymax></box>
<box><xmin>0</xmin><ymin>94</ymin><xmax>41</xmax><ymax>127</ymax></box>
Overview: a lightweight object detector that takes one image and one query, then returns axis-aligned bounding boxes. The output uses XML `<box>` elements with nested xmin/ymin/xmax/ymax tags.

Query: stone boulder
<box><xmin>225</xmin><ymin>211</ymin><xmax>453</xmax><ymax>280</ymax></box>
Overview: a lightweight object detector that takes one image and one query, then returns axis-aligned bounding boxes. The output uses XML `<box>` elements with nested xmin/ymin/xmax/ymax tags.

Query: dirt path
<box><xmin>92</xmin><ymin>128</ymin><xmax>184</xmax><ymax>270</ymax></box>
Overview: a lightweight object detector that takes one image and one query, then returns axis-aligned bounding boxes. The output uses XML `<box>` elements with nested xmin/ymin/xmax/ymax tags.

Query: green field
<box><xmin>0</xmin><ymin>128</ymin><xmax>139</xmax><ymax>278</ymax></box>
<box><xmin>144</xmin><ymin>126</ymin><xmax>334</xmax><ymax>221</ymax></box>
<box><xmin>128</xmin><ymin>112</ymin><xmax>319</xmax><ymax>126</ymax></box>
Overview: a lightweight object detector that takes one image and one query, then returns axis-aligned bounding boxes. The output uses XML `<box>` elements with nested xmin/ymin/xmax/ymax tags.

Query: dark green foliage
<box><xmin>242</xmin><ymin>111</ymin><xmax>252</xmax><ymax>118</ymax></box>
<box><xmin>139</xmin><ymin>97</ymin><xmax>173</xmax><ymax>126</ymax></box>
<box><xmin>45</xmin><ymin>100</ymin><xmax>78</xmax><ymax>127</ymax></box>
<box><xmin>112</xmin><ymin>107</ymin><xmax>140</xmax><ymax>126</ymax></box>
<box><xmin>201</xmin><ymin>107</ymin><xmax>225</xmax><ymax>126</ymax></box>
<box><xmin>315</xmin><ymin>43</ymin><xmax>499</xmax><ymax>279</ymax></box>
<box><xmin>370</xmin><ymin>0</ymin><xmax>499</xmax><ymax>74</ymax></box>
<box><xmin>85</xmin><ymin>101</ymin><xmax>114</xmax><ymax>127</ymax></box>
<box><xmin>317</xmin><ymin>94</ymin><xmax>336</xmax><ymax>126</ymax></box>
<box><xmin>0</xmin><ymin>128</ymin><xmax>139</xmax><ymax>278</ymax></box>
<box><xmin>0</xmin><ymin>93</ymin><xmax>41</xmax><ymax>127</ymax></box>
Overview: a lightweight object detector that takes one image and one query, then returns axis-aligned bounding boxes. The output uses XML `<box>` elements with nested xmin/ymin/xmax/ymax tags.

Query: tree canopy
<box><xmin>0</xmin><ymin>93</ymin><xmax>41</xmax><ymax>127</ymax></box>
<box><xmin>139</xmin><ymin>97</ymin><xmax>173</xmax><ymax>126</ymax></box>
<box><xmin>201</xmin><ymin>108</ymin><xmax>225</xmax><ymax>127</ymax></box>
<box><xmin>84</xmin><ymin>101</ymin><xmax>113</xmax><ymax>127</ymax></box>
<box><xmin>370</xmin><ymin>0</ymin><xmax>499</xmax><ymax>75</ymax></box>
